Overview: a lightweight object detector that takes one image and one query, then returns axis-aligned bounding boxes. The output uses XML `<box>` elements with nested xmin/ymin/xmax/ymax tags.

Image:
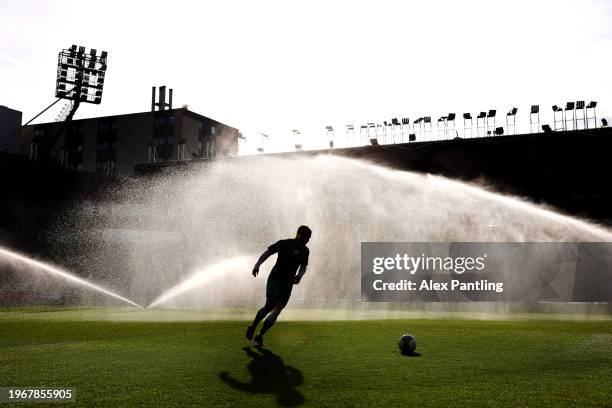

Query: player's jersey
<box><xmin>267</xmin><ymin>239</ymin><xmax>309</xmax><ymax>284</ymax></box>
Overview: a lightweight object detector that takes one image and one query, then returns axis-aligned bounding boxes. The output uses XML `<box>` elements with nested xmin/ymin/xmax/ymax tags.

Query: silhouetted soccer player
<box><xmin>246</xmin><ymin>225</ymin><xmax>311</xmax><ymax>347</ymax></box>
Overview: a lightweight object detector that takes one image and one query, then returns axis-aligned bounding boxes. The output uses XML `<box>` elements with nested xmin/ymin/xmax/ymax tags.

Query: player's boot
<box><xmin>254</xmin><ymin>334</ymin><xmax>264</xmax><ymax>348</ymax></box>
<box><xmin>246</xmin><ymin>325</ymin><xmax>255</xmax><ymax>341</ymax></box>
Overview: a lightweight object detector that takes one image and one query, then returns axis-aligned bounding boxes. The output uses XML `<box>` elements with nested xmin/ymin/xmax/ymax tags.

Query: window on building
<box><xmin>96</xmin><ymin>118</ymin><xmax>118</xmax><ymax>174</ymax></box>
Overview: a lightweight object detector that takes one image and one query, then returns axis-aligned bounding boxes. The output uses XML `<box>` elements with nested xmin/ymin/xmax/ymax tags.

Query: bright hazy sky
<box><xmin>1</xmin><ymin>0</ymin><xmax>611</xmax><ymax>153</ymax></box>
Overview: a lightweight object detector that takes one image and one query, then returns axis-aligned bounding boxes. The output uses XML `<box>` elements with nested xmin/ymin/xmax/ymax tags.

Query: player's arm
<box><xmin>252</xmin><ymin>250</ymin><xmax>272</xmax><ymax>277</ymax></box>
<box><xmin>252</xmin><ymin>241</ymin><xmax>281</xmax><ymax>277</ymax></box>
<box><xmin>294</xmin><ymin>264</ymin><xmax>307</xmax><ymax>284</ymax></box>
<box><xmin>294</xmin><ymin>247</ymin><xmax>309</xmax><ymax>284</ymax></box>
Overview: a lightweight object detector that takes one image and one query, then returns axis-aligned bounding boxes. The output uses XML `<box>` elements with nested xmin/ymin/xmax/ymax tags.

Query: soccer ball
<box><xmin>398</xmin><ymin>334</ymin><xmax>417</xmax><ymax>354</ymax></box>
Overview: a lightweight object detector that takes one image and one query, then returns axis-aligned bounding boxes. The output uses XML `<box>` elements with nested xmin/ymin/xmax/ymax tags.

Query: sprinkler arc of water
<box><xmin>424</xmin><ymin>173</ymin><xmax>612</xmax><ymax>241</ymax></box>
<box><xmin>0</xmin><ymin>247</ymin><xmax>143</xmax><ymax>308</ymax></box>
<box><xmin>147</xmin><ymin>256</ymin><xmax>251</xmax><ymax>308</ymax></box>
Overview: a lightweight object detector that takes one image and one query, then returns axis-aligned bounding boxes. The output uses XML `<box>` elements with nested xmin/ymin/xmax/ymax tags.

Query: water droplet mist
<box><xmin>47</xmin><ymin>155</ymin><xmax>611</xmax><ymax>310</ymax></box>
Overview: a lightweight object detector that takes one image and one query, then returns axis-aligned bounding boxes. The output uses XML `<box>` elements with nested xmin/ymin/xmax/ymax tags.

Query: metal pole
<box><xmin>0</xmin><ymin>97</ymin><xmax>64</xmax><ymax>147</ymax></box>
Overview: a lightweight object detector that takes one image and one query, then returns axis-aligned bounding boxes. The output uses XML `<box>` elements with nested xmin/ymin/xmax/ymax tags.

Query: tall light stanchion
<box><xmin>326</xmin><ymin>126</ymin><xmax>334</xmax><ymax>148</ymax></box>
<box><xmin>564</xmin><ymin>102</ymin><xmax>575</xmax><ymax>131</ymax></box>
<box><xmin>390</xmin><ymin>118</ymin><xmax>399</xmax><ymax>142</ymax></box>
<box><xmin>486</xmin><ymin>110</ymin><xmax>497</xmax><ymax>136</ymax></box>
<box><xmin>530</xmin><ymin>105</ymin><xmax>540</xmax><ymax>133</ymax></box>
<box><xmin>36</xmin><ymin>44</ymin><xmax>108</xmax><ymax>163</ymax></box>
<box><xmin>414</xmin><ymin>117</ymin><xmax>423</xmax><ymax>140</ymax></box>
<box><xmin>345</xmin><ymin>124</ymin><xmax>355</xmax><ymax>146</ymax></box>
<box><xmin>383</xmin><ymin>121</ymin><xmax>392</xmax><ymax>144</ymax></box>
<box><xmin>367</xmin><ymin>123</ymin><xmax>376</xmax><ymax>145</ymax></box>
<box><xmin>506</xmin><ymin>108</ymin><xmax>518</xmax><ymax>135</ymax></box>
<box><xmin>446</xmin><ymin>113</ymin><xmax>456</xmax><ymax>139</ymax></box>
<box><xmin>376</xmin><ymin>123</ymin><xmax>385</xmax><ymax>144</ymax></box>
<box><xmin>423</xmin><ymin>117</ymin><xmax>432</xmax><ymax>140</ymax></box>
<box><xmin>476</xmin><ymin>112</ymin><xmax>486</xmax><ymax>137</ymax></box>
<box><xmin>292</xmin><ymin>129</ymin><xmax>302</xmax><ymax>150</ymax></box>
<box><xmin>575</xmin><ymin>101</ymin><xmax>586</xmax><ymax>130</ymax></box>
<box><xmin>399</xmin><ymin>118</ymin><xmax>408</xmax><ymax>142</ymax></box>
<box><xmin>360</xmin><ymin>125</ymin><xmax>368</xmax><ymax>146</ymax></box>
<box><xmin>257</xmin><ymin>132</ymin><xmax>268</xmax><ymax>153</ymax></box>
<box><xmin>437</xmin><ymin>115</ymin><xmax>447</xmax><ymax>139</ymax></box>
<box><xmin>552</xmin><ymin>105</ymin><xmax>564</xmax><ymax>131</ymax></box>
<box><xmin>586</xmin><ymin>101</ymin><xmax>597</xmax><ymax>128</ymax></box>
<box><xmin>463</xmin><ymin>113</ymin><xmax>473</xmax><ymax>138</ymax></box>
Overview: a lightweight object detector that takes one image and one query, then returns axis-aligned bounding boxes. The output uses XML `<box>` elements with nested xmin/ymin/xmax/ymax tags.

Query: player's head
<box><xmin>295</xmin><ymin>225</ymin><xmax>311</xmax><ymax>245</ymax></box>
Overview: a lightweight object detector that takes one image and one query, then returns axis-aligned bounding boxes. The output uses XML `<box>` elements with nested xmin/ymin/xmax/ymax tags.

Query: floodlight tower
<box><xmin>43</xmin><ymin>44</ymin><xmax>108</xmax><ymax>161</ymax></box>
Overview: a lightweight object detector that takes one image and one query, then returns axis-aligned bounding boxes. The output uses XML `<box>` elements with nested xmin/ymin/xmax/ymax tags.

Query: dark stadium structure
<box><xmin>136</xmin><ymin>126</ymin><xmax>612</xmax><ymax>226</ymax></box>
<box><xmin>1</xmin><ymin>124</ymin><xmax>611</xmax><ymax>306</ymax></box>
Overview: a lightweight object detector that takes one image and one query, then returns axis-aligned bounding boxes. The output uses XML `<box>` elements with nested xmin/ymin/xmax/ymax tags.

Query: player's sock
<box><xmin>258</xmin><ymin>313</ymin><xmax>277</xmax><ymax>336</ymax></box>
<box><xmin>250</xmin><ymin>306</ymin><xmax>269</xmax><ymax>329</ymax></box>
<box><xmin>253</xmin><ymin>334</ymin><xmax>264</xmax><ymax>348</ymax></box>
<box><xmin>246</xmin><ymin>324</ymin><xmax>255</xmax><ymax>341</ymax></box>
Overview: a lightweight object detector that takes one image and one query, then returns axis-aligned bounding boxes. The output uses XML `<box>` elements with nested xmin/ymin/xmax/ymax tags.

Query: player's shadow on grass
<box><xmin>220</xmin><ymin>347</ymin><xmax>304</xmax><ymax>407</ymax></box>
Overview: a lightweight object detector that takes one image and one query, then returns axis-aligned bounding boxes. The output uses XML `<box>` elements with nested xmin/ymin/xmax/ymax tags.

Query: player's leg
<box><xmin>257</xmin><ymin>303</ymin><xmax>284</xmax><ymax>336</ymax></box>
<box><xmin>246</xmin><ymin>296</ymin><xmax>277</xmax><ymax>340</ymax></box>
<box><xmin>255</xmin><ymin>291</ymin><xmax>290</xmax><ymax>345</ymax></box>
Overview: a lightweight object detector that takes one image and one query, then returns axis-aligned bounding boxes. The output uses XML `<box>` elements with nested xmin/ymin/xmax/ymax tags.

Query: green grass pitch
<box><xmin>0</xmin><ymin>308</ymin><xmax>610</xmax><ymax>407</ymax></box>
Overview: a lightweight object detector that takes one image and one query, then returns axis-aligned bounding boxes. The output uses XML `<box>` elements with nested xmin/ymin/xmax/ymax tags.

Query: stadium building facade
<box><xmin>0</xmin><ymin>105</ymin><xmax>23</xmax><ymax>154</ymax></box>
<box><xmin>20</xmin><ymin>108</ymin><xmax>239</xmax><ymax>177</ymax></box>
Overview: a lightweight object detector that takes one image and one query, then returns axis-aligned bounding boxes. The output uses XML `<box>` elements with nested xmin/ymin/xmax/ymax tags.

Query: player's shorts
<box><xmin>266</xmin><ymin>277</ymin><xmax>293</xmax><ymax>307</ymax></box>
